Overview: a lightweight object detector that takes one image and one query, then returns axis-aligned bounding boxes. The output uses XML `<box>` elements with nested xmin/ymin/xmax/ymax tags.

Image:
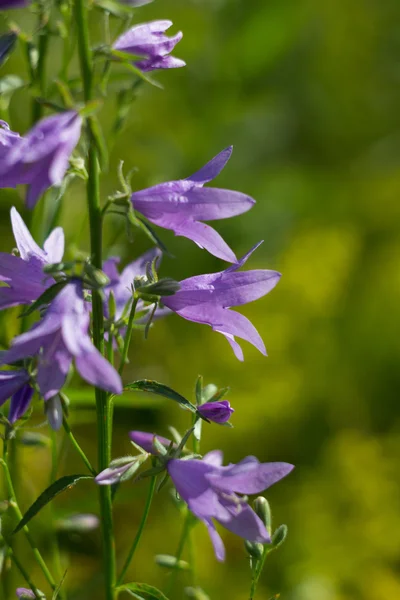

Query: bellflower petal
<box><xmin>0</xmin><ymin>208</ymin><xmax>65</xmax><ymax>309</ymax></box>
<box><xmin>131</xmin><ymin>148</ymin><xmax>255</xmax><ymax>262</ymax></box>
<box><xmin>45</xmin><ymin>394</ymin><xmax>63</xmax><ymax>431</ymax></box>
<box><xmin>0</xmin><ymin>281</ymin><xmax>122</xmax><ymax>397</ymax></box>
<box><xmin>9</xmin><ymin>384</ymin><xmax>34</xmax><ymax>423</ymax></box>
<box><xmin>0</xmin><ymin>369</ymin><xmax>30</xmax><ymax>405</ymax></box>
<box><xmin>0</xmin><ymin>111</ymin><xmax>82</xmax><ymax>208</ymax></box>
<box><xmin>162</xmin><ymin>244</ymin><xmax>280</xmax><ymax>359</ymax></box>
<box><xmin>197</xmin><ymin>400</ymin><xmax>234</xmax><ymax>424</ymax></box>
<box><xmin>207</xmin><ymin>457</ymin><xmax>294</xmax><ymax>495</ymax></box>
<box><xmin>129</xmin><ymin>430</ymin><xmax>172</xmax><ymax>454</ymax></box>
<box><xmin>160</xmin><ymin>445</ymin><xmax>293</xmax><ymax>560</ymax></box>
<box><xmin>113</xmin><ymin>20</ymin><xmax>184</xmax><ymax>72</ymax></box>
<box><xmin>15</xmin><ymin>590</ymin><xmax>37</xmax><ymax>599</ymax></box>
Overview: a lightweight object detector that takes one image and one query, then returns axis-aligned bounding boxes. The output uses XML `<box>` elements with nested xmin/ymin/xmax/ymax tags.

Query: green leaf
<box><xmin>94</xmin><ymin>0</ymin><xmax>132</xmax><ymax>18</ymax></box>
<box><xmin>116</xmin><ymin>583</ymin><xmax>170</xmax><ymax>600</ymax></box>
<box><xmin>13</xmin><ymin>474</ymin><xmax>93</xmax><ymax>534</ymax></box>
<box><xmin>19</xmin><ymin>280</ymin><xmax>68</xmax><ymax>317</ymax></box>
<box><xmin>0</xmin><ymin>75</ymin><xmax>25</xmax><ymax>111</ymax></box>
<box><xmin>125</xmin><ymin>380</ymin><xmax>196</xmax><ymax>413</ymax></box>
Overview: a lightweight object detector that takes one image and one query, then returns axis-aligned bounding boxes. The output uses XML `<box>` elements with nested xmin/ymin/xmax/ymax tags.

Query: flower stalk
<box><xmin>75</xmin><ymin>1</ymin><xmax>116</xmax><ymax>598</ymax></box>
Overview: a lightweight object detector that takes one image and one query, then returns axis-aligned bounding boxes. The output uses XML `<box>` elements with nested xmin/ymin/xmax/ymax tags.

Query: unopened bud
<box><xmin>16</xmin><ymin>589</ymin><xmax>46</xmax><ymax>599</ymax></box>
<box><xmin>244</xmin><ymin>540</ymin><xmax>264</xmax><ymax>560</ymax></box>
<box><xmin>271</xmin><ymin>524</ymin><xmax>288</xmax><ymax>548</ymax></box>
<box><xmin>45</xmin><ymin>395</ymin><xmax>63</xmax><ymax>431</ymax></box>
<box><xmin>84</xmin><ymin>263</ymin><xmax>110</xmax><ymax>288</ymax></box>
<box><xmin>253</xmin><ymin>496</ymin><xmax>272</xmax><ymax>536</ymax></box>
<box><xmin>184</xmin><ymin>587</ymin><xmax>210</xmax><ymax>600</ymax></box>
<box><xmin>19</xmin><ymin>432</ymin><xmax>50</xmax><ymax>448</ymax></box>
<box><xmin>95</xmin><ymin>454</ymin><xmax>148</xmax><ymax>486</ymax></box>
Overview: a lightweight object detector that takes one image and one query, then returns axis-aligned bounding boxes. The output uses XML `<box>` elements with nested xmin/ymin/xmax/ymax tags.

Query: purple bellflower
<box><xmin>129</xmin><ymin>431</ymin><xmax>293</xmax><ymax>561</ymax></box>
<box><xmin>0</xmin><ymin>111</ymin><xmax>82</xmax><ymax>208</ymax></box>
<box><xmin>113</xmin><ymin>20</ymin><xmax>185</xmax><ymax>72</ymax></box>
<box><xmin>0</xmin><ymin>207</ymin><xmax>64</xmax><ymax>310</ymax></box>
<box><xmin>0</xmin><ymin>0</ymin><xmax>29</xmax><ymax>9</ymax></box>
<box><xmin>197</xmin><ymin>400</ymin><xmax>234</xmax><ymax>424</ymax></box>
<box><xmin>0</xmin><ymin>121</ymin><xmax>20</xmax><ymax>158</ymax></box>
<box><xmin>15</xmin><ymin>590</ymin><xmax>38</xmax><ymax>599</ymax></box>
<box><xmin>131</xmin><ymin>147</ymin><xmax>255</xmax><ymax>263</ymax></box>
<box><xmin>161</xmin><ymin>242</ymin><xmax>281</xmax><ymax>360</ymax></box>
<box><xmin>0</xmin><ymin>369</ymin><xmax>33</xmax><ymax>423</ymax></box>
<box><xmin>0</xmin><ymin>281</ymin><xmax>123</xmax><ymax>400</ymax></box>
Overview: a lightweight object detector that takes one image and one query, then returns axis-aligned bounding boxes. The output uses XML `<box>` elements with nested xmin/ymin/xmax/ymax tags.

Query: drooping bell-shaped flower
<box><xmin>113</xmin><ymin>20</ymin><xmax>185</xmax><ymax>72</ymax></box>
<box><xmin>0</xmin><ymin>207</ymin><xmax>65</xmax><ymax>310</ymax></box>
<box><xmin>0</xmin><ymin>281</ymin><xmax>123</xmax><ymax>400</ymax></box>
<box><xmin>161</xmin><ymin>242</ymin><xmax>281</xmax><ymax>360</ymax></box>
<box><xmin>129</xmin><ymin>431</ymin><xmax>293</xmax><ymax>561</ymax></box>
<box><xmin>0</xmin><ymin>111</ymin><xmax>82</xmax><ymax>208</ymax></box>
<box><xmin>130</xmin><ymin>147</ymin><xmax>255</xmax><ymax>263</ymax></box>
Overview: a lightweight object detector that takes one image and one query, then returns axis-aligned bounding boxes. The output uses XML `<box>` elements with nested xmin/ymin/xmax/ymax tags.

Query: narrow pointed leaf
<box><xmin>125</xmin><ymin>380</ymin><xmax>196</xmax><ymax>412</ymax></box>
<box><xmin>0</xmin><ymin>32</ymin><xmax>17</xmax><ymax>68</ymax></box>
<box><xmin>19</xmin><ymin>280</ymin><xmax>68</xmax><ymax>317</ymax></box>
<box><xmin>13</xmin><ymin>474</ymin><xmax>92</xmax><ymax>534</ymax></box>
<box><xmin>116</xmin><ymin>583</ymin><xmax>170</xmax><ymax>600</ymax></box>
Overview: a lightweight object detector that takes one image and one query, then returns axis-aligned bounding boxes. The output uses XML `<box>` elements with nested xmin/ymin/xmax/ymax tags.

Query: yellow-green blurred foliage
<box><xmin>1</xmin><ymin>0</ymin><xmax>400</xmax><ymax>599</ymax></box>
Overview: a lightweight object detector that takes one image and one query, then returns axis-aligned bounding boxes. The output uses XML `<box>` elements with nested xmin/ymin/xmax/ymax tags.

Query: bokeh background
<box><xmin>1</xmin><ymin>0</ymin><xmax>400</xmax><ymax>599</ymax></box>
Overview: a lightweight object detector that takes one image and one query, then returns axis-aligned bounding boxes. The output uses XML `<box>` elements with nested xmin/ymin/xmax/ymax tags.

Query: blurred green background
<box><xmin>1</xmin><ymin>0</ymin><xmax>400</xmax><ymax>599</ymax></box>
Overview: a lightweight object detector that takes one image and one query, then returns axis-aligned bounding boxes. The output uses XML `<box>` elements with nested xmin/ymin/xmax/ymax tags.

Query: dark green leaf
<box><xmin>125</xmin><ymin>380</ymin><xmax>196</xmax><ymax>413</ymax></box>
<box><xmin>19</xmin><ymin>280</ymin><xmax>68</xmax><ymax>317</ymax></box>
<box><xmin>13</xmin><ymin>474</ymin><xmax>93</xmax><ymax>534</ymax></box>
<box><xmin>116</xmin><ymin>583</ymin><xmax>170</xmax><ymax>600</ymax></box>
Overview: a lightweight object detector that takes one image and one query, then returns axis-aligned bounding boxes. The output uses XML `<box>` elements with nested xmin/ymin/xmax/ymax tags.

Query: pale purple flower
<box><xmin>197</xmin><ymin>400</ymin><xmax>234</xmax><ymax>424</ymax></box>
<box><xmin>103</xmin><ymin>247</ymin><xmax>162</xmax><ymax>320</ymax></box>
<box><xmin>0</xmin><ymin>207</ymin><xmax>64</xmax><ymax>310</ymax></box>
<box><xmin>0</xmin><ymin>121</ymin><xmax>20</xmax><ymax>159</ymax></box>
<box><xmin>0</xmin><ymin>111</ymin><xmax>82</xmax><ymax>208</ymax></box>
<box><xmin>131</xmin><ymin>147</ymin><xmax>255</xmax><ymax>263</ymax></box>
<box><xmin>113</xmin><ymin>20</ymin><xmax>185</xmax><ymax>72</ymax></box>
<box><xmin>129</xmin><ymin>431</ymin><xmax>294</xmax><ymax>561</ymax></box>
<box><xmin>0</xmin><ymin>0</ymin><xmax>29</xmax><ymax>9</ymax></box>
<box><xmin>161</xmin><ymin>242</ymin><xmax>280</xmax><ymax>360</ymax></box>
<box><xmin>15</xmin><ymin>590</ymin><xmax>37</xmax><ymax>599</ymax></box>
<box><xmin>0</xmin><ymin>369</ymin><xmax>33</xmax><ymax>422</ymax></box>
<box><xmin>0</xmin><ymin>280</ymin><xmax>122</xmax><ymax>400</ymax></box>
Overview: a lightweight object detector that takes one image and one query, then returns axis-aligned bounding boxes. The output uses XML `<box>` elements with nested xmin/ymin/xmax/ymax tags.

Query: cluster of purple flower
<box><xmin>0</xmin><ymin>0</ymin><xmax>293</xmax><ymax>571</ymax></box>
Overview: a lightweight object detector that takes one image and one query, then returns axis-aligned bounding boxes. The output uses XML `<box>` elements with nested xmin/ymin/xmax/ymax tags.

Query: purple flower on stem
<box><xmin>129</xmin><ymin>431</ymin><xmax>293</xmax><ymax>561</ymax></box>
<box><xmin>161</xmin><ymin>242</ymin><xmax>280</xmax><ymax>360</ymax></box>
<box><xmin>131</xmin><ymin>147</ymin><xmax>255</xmax><ymax>263</ymax></box>
<box><xmin>0</xmin><ymin>111</ymin><xmax>82</xmax><ymax>208</ymax></box>
<box><xmin>15</xmin><ymin>589</ymin><xmax>37</xmax><ymax>599</ymax></box>
<box><xmin>113</xmin><ymin>20</ymin><xmax>185</xmax><ymax>72</ymax></box>
<box><xmin>0</xmin><ymin>369</ymin><xmax>33</xmax><ymax>423</ymax></box>
<box><xmin>129</xmin><ymin>430</ymin><xmax>171</xmax><ymax>454</ymax></box>
<box><xmin>0</xmin><ymin>281</ymin><xmax>122</xmax><ymax>401</ymax></box>
<box><xmin>197</xmin><ymin>400</ymin><xmax>234</xmax><ymax>424</ymax></box>
<box><xmin>0</xmin><ymin>207</ymin><xmax>64</xmax><ymax>310</ymax></box>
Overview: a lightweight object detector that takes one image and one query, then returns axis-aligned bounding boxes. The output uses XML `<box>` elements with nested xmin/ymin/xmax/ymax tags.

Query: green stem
<box><xmin>165</xmin><ymin>510</ymin><xmax>192</xmax><ymax>595</ymax></box>
<box><xmin>9</xmin><ymin>547</ymin><xmax>43</xmax><ymax>599</ymax></box>
<box><xmin>62</xmin><ymin>417</ymin><xmax>96</xmax><ymax>476</ymax></box>
<box><xmin>0</xmin><ymin>456</ymin><xmax>57</xmax><ymax>593</ymax></box>
<box><xmin>249</xmin><ymin>547</ymin><xmax>270</xmax><ymax>600</ymax></box>
<box><xmin>50</xmin><ymin>430</ymin><xmax>64</xmax><ymax>589</ymax></box>
<box><xmin>117</xmin><ymin>476</ymin><xmax>156</xmax><ymax>586</ymax></box>
<box><xmin>75</xmin><ymin>2</ymin><xmax>116</xmax><ymax>598</ymax></box>
<box><xmin>32</xmin><ymin>5</ymin><xmax>50</xmax><ymax>123</ymax></box>
<box><xmin>118</xmin><ymin>296</ymin><xmax>139</xmax><ymax>376</ymax></box>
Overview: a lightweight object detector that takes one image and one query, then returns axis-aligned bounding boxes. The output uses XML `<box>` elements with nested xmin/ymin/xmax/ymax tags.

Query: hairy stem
<box><xmin>75</xmin><ymin>1</ymin><xmax>116</xmax><ymax>598</ymax></box>
<box><xmin>117</xmin><ymin>476</ymin><xmax>157</xmax><ymax>585</ymax></box>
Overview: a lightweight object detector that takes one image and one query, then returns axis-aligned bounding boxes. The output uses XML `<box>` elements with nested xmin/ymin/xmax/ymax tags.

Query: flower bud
<box><xmin>272</xmin><ymin>524</ymin><xmax>288</xmax><ymax>548</ymax></box>
<box><xmin>155</xmin><ymin>554</ymin><xmax>190</xmax><ymax>571</ymax></box>
<box><xmin>253</xmin><ymin>496</ymin><xmax>272</xmax><ymax>536</ymax></box>
<box><xmin>45</xmin><ymin>395</ymin><xmax>63</xmax><ymax>431</ymax></box>
<box><xmin>184</xmin><ymin>587</ymin><xmax>210</xmax><ymax>600</ymax></box>
<box><xmin>95</xmin><ymin>454</ymin><xmax>148</xmax><ymax>485</ymax></box>
<box><xmin>244</xmin><ymin>540</ymin><xmax>264</xmax><ymax>560</ymax></box>
<box><xmin>197</xmin><ymin>400</ymin><xmax>234</xmax><ymax>424</ymax></box>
